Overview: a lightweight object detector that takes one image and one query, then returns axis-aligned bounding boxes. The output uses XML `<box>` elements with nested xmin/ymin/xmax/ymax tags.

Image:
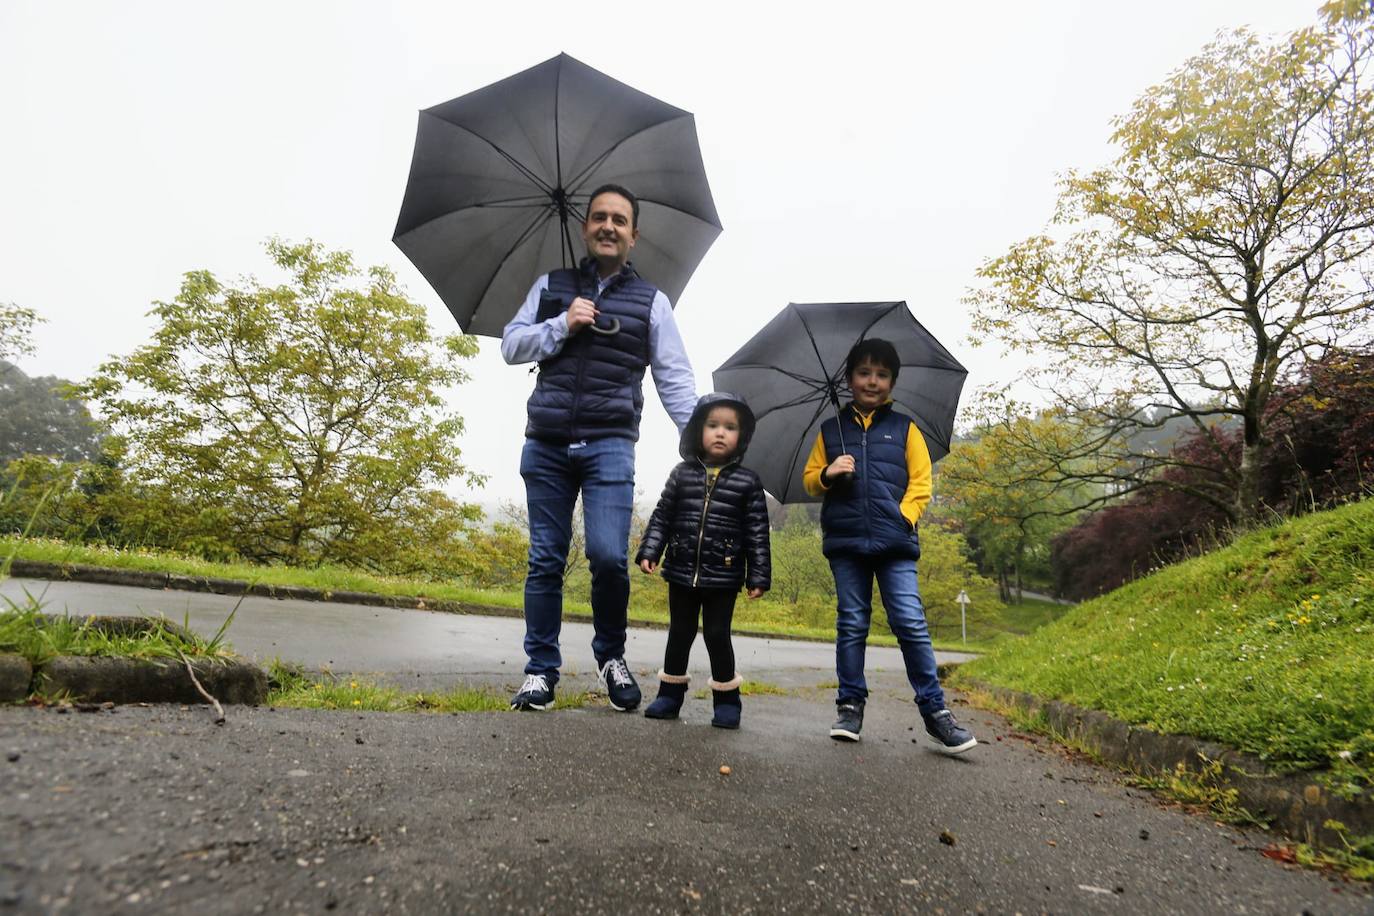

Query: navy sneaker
<box><xmin>598</xmin><ymin>658</ymin><xmax>641</xmax><ymax>712</ymax></box>
<box><xmin>510</xmin><ymin>674</ymin><xmax>555</xmax><ymax>711</ymax></box>
<box><xmin>829</xmin><ymin>700</ymin><xmax>864</xmax><ymax>742</ymax></box>
<box><xmin>923</xmin><ymin>708</ymin><xmax>977</xmax><ymax>755</ymax></box>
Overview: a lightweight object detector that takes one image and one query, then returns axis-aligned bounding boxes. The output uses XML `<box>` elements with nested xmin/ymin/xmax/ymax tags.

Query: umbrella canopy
<box><xmin>393</xmin><ymin>53</ymin><xmax>722</xmax><ymax>337</ymax></box>
<box><xmin>712</xmin><ymin>301</ymin><xmax>968</xmax><ymax>504</ymax></box>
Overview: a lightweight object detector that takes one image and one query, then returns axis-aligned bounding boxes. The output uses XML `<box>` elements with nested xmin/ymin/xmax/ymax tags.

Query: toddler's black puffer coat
<box><xmin>636</xmin><ymin>393</ymin><xmax>771</xmax><ymax>591</ymax></box>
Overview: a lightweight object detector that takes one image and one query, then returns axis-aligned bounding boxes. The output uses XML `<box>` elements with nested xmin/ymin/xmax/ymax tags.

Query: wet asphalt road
<box><xmin>2</xmin><ymin>692</ymin><xmax>1368</xmax><ymax>915</ymax></box>
<box><xmin>0</xmin><ymin>578</ymin><xmax>975</xmax><ymax>691</ymax></box>
<box><xmin>2</xmin><ymin>578</ymin><xmax>1370</xmax><ymax>912</ymax></box>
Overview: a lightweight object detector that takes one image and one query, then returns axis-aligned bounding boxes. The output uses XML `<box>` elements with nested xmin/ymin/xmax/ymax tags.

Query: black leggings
<box><xmin>664</xmin><ymin>583</ymin><xmax>738</xmax><ymax>682</ymax></box>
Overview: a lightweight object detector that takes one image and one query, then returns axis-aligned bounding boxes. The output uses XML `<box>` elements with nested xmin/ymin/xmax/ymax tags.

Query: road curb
<box><xmin>1</xmin><ymin>613</ymin><xmax>270</xmax><ymax>706</ymax></box>
<box><xmin>37</xmin><ymin>655</ymin><xmax>268</xmax><ymax>705</ymax></box>
<box><xmin>7</xmin><ymin>558</ymin><xmax>863</xmax><ymax>648</ymax></box>
<box><xmin>967</xmin><ymin>680</ymin><xmax>1373</xmax><ymax>849</ymax></box>
<box><xmin>0</xmin><ymin>654</ymin><xmax>32</xmax><ymax>702</ymax></box>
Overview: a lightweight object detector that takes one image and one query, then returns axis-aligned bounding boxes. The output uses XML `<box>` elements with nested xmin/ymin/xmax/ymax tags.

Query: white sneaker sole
<box><xmin>598</xmin><ymin>672</ymin><xmax>640</xmax><ymax>712</ymax></box>
<box><xmin>511</xmin><ymin>699</ymin><xmax>552</xmax><ymax>711</ymax></box>
<box><xmin>829</xmin><ymin>727</ymin><xmax>862</xmax><ymax>742</ymax></box>
<box><xmin>927</xmin><ymin>735</ymin><xmax>977</xmax><ymax>755</ymax></box>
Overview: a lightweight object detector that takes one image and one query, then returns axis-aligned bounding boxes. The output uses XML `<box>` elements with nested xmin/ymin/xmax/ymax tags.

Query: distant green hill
<box><xmin>953</xmin><ymin>497</ymin><xmax>1374</xmax><ymax>794</ymax></box>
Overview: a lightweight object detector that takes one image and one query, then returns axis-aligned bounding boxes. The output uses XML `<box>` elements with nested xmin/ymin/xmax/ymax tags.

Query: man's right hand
<box><xmin>638</xmin><ymin>558</ymin><xmax>657</xmax><ymax>574</ymax></box>
<box><xmin>565</xmin><ymin>297</ymin><xmax>599</xmax><ymax>334</ymax></box>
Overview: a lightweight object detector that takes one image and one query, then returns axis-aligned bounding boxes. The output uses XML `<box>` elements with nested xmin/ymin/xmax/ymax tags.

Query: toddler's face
<box><xmin>701</xmin><ymin>406</ymin><xmax>741</xmax><ymax>461</ymax></box>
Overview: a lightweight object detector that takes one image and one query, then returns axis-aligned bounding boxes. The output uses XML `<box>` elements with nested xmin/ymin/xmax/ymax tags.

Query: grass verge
<box><xmin>0</xmin><ymin>600</ymin><xmax>236</xmax><ymax>667</ymax></box>
<box><xmin>951</xmin><ymin>498</ymin><xmax>1374</xmax><ymax>797</ymax></box>
<box><xmin>265</xmin><ymin>662</ymin><xmax>592</xmax><ymax>713</ymax></box>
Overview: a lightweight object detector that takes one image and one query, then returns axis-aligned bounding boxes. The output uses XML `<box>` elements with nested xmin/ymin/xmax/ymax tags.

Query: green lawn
<box><xmin>951</xmin><ymin>497</ymin><xmax>1374</xmax><ymax>800</ymax></box>
<box><xmin>999</xmin><ymin>596</ymin><xmax>1074</xmax><ymax>635</ymax></box>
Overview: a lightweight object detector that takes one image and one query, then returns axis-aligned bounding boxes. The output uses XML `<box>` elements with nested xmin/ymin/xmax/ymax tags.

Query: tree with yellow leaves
<box><xmin>968</xmin><ymin>1</ymin><xmax>1374</xmax><ymax>527</ymax></box>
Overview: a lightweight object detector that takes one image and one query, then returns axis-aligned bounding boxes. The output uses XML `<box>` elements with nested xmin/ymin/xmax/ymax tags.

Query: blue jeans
<box><xmin>829</xmin><ymin>554</ymin><xmax>946</xmax><ymax>716</ymax></box>
<box><xmin>520</xmin><ymin>437</ymin><xmax>636</xmax><ymax>683</ymax></box>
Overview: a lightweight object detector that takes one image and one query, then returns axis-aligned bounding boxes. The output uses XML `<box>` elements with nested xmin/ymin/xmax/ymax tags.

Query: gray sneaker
<box><xmin>923</xmin><ymin>709</ymin><xmax>977</xmax><ymax>755</ymax></box>
<box><xmin>829</xmin><ymin>701</ymin><xmax>864</xmax><ymax>742</ymax></box>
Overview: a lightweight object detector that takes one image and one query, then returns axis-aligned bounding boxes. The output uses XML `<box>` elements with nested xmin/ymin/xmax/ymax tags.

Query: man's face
<box><xmin>582</xmin><ymin>192</ymin><xmax>638</xmax><ymax>268</ymax></box>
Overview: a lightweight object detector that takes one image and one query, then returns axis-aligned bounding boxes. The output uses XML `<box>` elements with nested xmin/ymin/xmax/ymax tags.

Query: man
<box><xmin>501</xmin><ymin>184</ymin><xmax>697</xmax><ymax>712</ymax></box>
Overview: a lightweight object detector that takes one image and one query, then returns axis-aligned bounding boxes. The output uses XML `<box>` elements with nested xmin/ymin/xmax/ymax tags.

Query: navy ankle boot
<box><xmin>644</xmin><ymin>672</ymin><xmax>690</xmax><ymax>720</ymax></box>
<box><xmin>709</xmin><ymin>675</ymin><xmax>743</xmax><ymax>729</ymax></box>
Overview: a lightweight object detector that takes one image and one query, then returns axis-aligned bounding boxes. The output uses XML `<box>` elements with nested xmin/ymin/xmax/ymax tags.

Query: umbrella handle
<box><xmin>588</xmin><ymin>318</ymin><xmax>621</xmax><ymax>336</ymax></box>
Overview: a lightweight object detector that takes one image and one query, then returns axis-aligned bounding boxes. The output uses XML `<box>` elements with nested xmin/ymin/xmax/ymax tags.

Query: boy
<box><xmin>636</xmin><ymin>393</ymin><xmax>771</xmax><ymax>728</ymax></box>
<box><xmin>802</xmin><ymin>338</ymin><xmax>976</xmax><ymax>754</ymax></box>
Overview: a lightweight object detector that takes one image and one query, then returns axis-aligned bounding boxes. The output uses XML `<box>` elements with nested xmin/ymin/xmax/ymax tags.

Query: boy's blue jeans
<box><xmin>829</xmin><ymin>554</ymin><xmax>946</xmax><ymax>716</ymax></box>
<box><xmin>520</xmin><ymin>437</ymin><xmax>636</xmax><ymax>684</ymax></box>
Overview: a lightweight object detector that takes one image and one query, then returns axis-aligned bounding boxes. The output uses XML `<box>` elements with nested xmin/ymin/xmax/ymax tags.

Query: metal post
<box><xmin>956</xmin><ymin>589</ymin><xmax>970</xmax><ymax>643</ymax></box>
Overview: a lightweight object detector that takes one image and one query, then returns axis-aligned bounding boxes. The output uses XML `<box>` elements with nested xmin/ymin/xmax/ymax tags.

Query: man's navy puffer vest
<box><xmin>525</xmin><ymin>259</ymin><xmax>656</xmax><ymax>443</ymax></box>
<box><xmin>819</xmin><ymin>402</ymin><xmax>921</xmax><ymax>560</ymax></box>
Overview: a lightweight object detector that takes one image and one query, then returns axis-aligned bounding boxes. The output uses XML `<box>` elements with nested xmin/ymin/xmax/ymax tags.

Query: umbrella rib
<box><xmin>469</xmin><ymin>195</ymin><xmax>558</xmax><ymax>208</ymax></box>
<box><xmin>796</xmin><ymin>311</ymin><xmax>840</xmax><ymax>405</ymax></box>
<box><xmin>420</xmin><ymin>112</ymin><xmax>555</xmax><ymax>196</ymax></box>
<box><xmin>634</xmin><ymin>196</ymin><xmax>725</xmax><ymax>231</ymax></box>
<box><xmin>466</xmin><ymin>209</ymin><xmax>555</xmax><ymax>328</ymax></box>
<box><xmin>554</xmin><ymin>59</ymin><xmax>564</xmax><ymax>190</ymax></box>
<box><xmin>562</xmin><ymin>118</ymin><xmax>720</xmax><ymax>230</ymax></box>
<box><xmin>781</xmin><ymin>397</ymin><xmax>830</xmax><ymax>503</ymax></box>
<box><xmin>751</xmin><ymin>389</ymin><xmax>828</xmax><ymax>422</ymax></box>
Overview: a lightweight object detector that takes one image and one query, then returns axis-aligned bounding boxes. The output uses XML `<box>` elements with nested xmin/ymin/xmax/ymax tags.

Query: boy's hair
<box><xmin>586</xmin><ymin>183</ymin><xmax>640</xmax><ymax>229</ymax></box>
<box><xmin>845</xmin><ymin>337</ymin><xmax>900</xmax><ymax>384</ymax></box>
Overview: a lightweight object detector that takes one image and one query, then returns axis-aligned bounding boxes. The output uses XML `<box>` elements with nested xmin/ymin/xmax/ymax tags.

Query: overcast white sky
<box><xmin>1</xmin><ymin>0</ymin><xmax>1322</xmax><ymax>509</ymax></box>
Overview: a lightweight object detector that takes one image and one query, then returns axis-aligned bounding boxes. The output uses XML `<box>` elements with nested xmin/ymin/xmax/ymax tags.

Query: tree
<box><xmin>937</xmin><ymin>415</ymin><xmax>1086</xmax><ymax>601</ymax></box>
<box><xmin>908</xmin><ymin>522</ymin><xmax>1004</xmax><ymax>640</ymax></box>
<box><xmin>1050</xmin><ymin>346</ymin><xmax>1374</xmax><ymax>599</ymax></box>
<box><xmin>0</xmin><ymin>362</ymin><xmax>104</xmax><ymax>466</ymax></box>
<box><xmin>768</xmin><ymin>504</ymin><xmax>836</xmax><ymax>606</ymax></box>
<box><xmin>0</xmin><ymin>302</ymin><xmax>40</xmax><ymax>365</ymax></box>
<box><xmin>967</xmin><ymin>1</ymin><xmax>1374</xmax><ymax>526</ymax></box>
<box><xmin>78</xmin><ymin>239</ymin><xmax>483</xmax><ymax>568</ymax></box>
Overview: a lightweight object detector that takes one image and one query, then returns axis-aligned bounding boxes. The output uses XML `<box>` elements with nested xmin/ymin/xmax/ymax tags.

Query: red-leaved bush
<box><xmin>1052</xmin><ymin>350</ymin><xmax>1374</xmax><ymax>600</ymax></box>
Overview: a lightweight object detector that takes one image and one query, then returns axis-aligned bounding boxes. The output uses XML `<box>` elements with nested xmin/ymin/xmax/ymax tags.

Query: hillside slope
<box><xmin>954</xmin><ymin>498</ymin><xmax>1373</xmax><ymax>793</ymax></box>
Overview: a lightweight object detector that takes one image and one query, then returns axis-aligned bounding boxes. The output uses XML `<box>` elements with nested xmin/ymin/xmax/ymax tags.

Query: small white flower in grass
<box><xmin>1338</xmin><ymin>750</ymin><xmax>1354</xmax><ymax>761</ymax></box>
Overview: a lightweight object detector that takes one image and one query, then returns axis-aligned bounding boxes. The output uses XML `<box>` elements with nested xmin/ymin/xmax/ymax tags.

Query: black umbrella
<box><xmin>392</xmin><ymin>53</ymin><xmax>722</xmax><ymax>337</ymax></box>
<box><xmin>712</xmin><ymin>301</ymin><xmax>968</xmax><ymax>504</ymax></box>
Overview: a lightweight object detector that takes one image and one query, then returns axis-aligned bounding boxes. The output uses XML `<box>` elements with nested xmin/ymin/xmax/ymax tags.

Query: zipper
<box><xmin>692</xmin><ymin>469</ymin><xmax>719</xmax><ymax>587</ymax></box>
<box><xmin>860</xmin><ymin>415</ymin><xmax>873</xmax><ymax>545</ymax></box>
<box><xmin>568</xmin><ymin>272</ymin><xmax>604</xmax><ymax>436</ymax></box>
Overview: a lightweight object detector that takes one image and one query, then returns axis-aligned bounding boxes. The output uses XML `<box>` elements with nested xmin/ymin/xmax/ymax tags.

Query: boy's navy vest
<box><xmin>525</xmin><ymin>261</ymin><xmax>656</xmax><ymax>443</ymax></box>
<box><xmin>819</xmin><ymin>403</ymin><xmax>922</xmax><ymax>560</ymax></box>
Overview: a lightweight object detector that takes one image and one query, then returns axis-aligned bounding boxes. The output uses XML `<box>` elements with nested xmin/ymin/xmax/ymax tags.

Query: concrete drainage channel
<box><xmin>0</xmin><ymin>616</ymin><xmax>268</xmax><ymax>706</ymax></box>
<box><xmin>971</xmin><ymin>681</ymin><xmax>1374</xmax><ymax>853</ymax></box>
